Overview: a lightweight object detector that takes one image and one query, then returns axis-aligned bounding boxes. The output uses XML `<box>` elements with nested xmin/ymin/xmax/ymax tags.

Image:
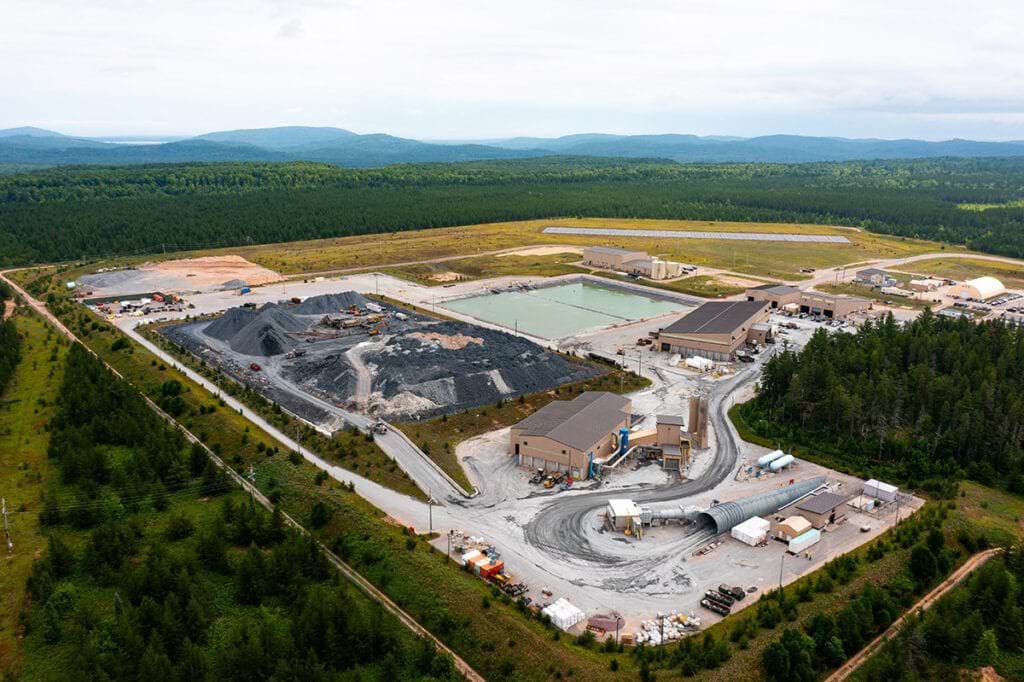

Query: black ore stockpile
<box><xmin>203</xmin><ymin>306</ymin><xmax>258</xmax><ymax>342</ymax></box>
<box><xmin>221</xmin><ymin>304</ymin><xmax>309</xmax><ymax>357</ymax></box>
<box><xmin>369</xmin><ymin>321</ymin><xmax>602</xmax><ymax>416</ymax></box>
<box><xmin>292</xmin><ymin>291</ymin><xmax>368</xmax><ymax>315</ymax></box>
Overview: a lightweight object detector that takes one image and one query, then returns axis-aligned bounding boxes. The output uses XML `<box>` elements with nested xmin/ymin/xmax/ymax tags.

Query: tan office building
<box><xmin>510</xmin><ymin>392</ymin><xmax>631</xmax><ymax>478</ymax></box>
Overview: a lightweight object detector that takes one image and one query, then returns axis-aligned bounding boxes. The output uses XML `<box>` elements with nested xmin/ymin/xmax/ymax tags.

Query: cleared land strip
<box><xmin>826</xmin><ymin>548</ymin><xmax>1001</xmax><ymax>681</ymax></box>
<box><xmin>0</xmin><ymin>270</ymin><xmax>484</xmax><ymax>682</ymax></box>
<box><xmin>543</xmin><ymin>226</ymin><xmax>851</xmax><ymax>243</ymax></box>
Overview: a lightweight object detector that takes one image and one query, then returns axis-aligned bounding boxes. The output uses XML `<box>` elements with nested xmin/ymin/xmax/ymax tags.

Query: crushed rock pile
<box><xmin>366</xmin><ymin>321</ymin><xmax>601</xmax><ymax>418</ymax></box>
<box><xmin>203</xmin><ymin>306</ymin><xmax>259</xmax><ymax>341</ymax></box>
<box><xmin>204</xmin><ymin>303</ymin><xmax>309</xmax><ymax>357</ymax></box>
<box><xmin>293</xmin><ymin>291</ymin><xmax>368</xmax><ymax>315</ymax></box>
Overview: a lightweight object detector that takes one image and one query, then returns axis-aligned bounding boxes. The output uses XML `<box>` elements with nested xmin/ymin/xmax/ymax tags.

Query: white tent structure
<box><xmin>731</xmin><ymin>516</ymin><xmax>770</xmax><ymax>546</ymax></box>
<box><xmin>542</xmin><ymin>598</ymin><xmax>585</xmax><ymax>631</ymax></box>
<box><xmin>951</xmin><ymin>276</ymin><xmax>1005</xmax><ymax>301</ymax></box>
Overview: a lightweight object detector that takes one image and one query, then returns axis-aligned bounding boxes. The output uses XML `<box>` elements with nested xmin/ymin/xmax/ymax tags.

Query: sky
<box><xmin>2</xmin><ymin>0</ymin><xmax>1023</xmax><ymax>140</ymax></box>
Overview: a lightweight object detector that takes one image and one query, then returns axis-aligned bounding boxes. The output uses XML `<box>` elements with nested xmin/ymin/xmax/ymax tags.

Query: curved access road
<box><xmin>523</xmin><ymin>356</ymin><xmax>763</xmax><ymax>564</ymax></box>
<box><xmin>826</xmin><ymin>548</ymin><xmax>1001</xmax><ymax>681</ymax></box>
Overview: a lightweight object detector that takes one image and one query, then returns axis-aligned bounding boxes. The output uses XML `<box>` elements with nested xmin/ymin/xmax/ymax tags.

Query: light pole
<box><xmin>779</xmin><ymin>552</ymin><xmax>785</xmax><ymax>590</ymax></box>
<box><xmin>428</xmin><ymin>493</ymin><xmax>434</xmax><ymax>534</ymax></box>
<box><xmin>374</xmin><ymin>273</ymin><xmax>379</xmax><ymax>296</ymax></box>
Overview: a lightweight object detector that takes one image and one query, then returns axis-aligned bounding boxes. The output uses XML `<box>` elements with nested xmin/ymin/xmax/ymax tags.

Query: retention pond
<box><xmin>442</xmin><ymin>280</ymin><xmax>689</xmax><ymax>339</ymax></box>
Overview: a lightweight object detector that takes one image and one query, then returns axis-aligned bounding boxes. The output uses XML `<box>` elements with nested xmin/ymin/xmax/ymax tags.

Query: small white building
<box><xmin>607</xmin><ymin>499</ymin><xmax>641</xmax><ymax>531</ymax></box>
<box><xmin>864</xmin><ymin>479</ymin><xmax>899</xmax><ymax>502</ymax></box>
<box><xmin>788</xmin><ymin>528</ymin><xmax>821</xmax><ymax>554</ymax></box>
<box><xmin>542</xmin><ymin>598</ymin><xmax>586</xmax><ymax>631</ymax></box>
<box><xmin>731</xmin><ymin>517</ymin><xmax>770</xmax><ymax>546</ymax></box>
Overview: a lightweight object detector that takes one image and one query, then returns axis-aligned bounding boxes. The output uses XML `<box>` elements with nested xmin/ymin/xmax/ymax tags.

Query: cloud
<box><xmin>277</xmin><ymin>18</ymin><xmax>304</xmax><ymax>38</ymax></box>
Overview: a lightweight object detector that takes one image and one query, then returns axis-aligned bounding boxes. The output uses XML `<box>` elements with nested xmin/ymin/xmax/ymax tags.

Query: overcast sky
<box><xmin>3</xmin><ymin>0</ymin><xmax>1023</xmax><ymax>140</ymax></box>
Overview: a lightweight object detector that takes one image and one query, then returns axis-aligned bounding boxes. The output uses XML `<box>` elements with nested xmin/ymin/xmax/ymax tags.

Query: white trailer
<box><xmin>864</xmin><ymin>479</ymin><xmax>898</xmax><ymax>502</ymax></box>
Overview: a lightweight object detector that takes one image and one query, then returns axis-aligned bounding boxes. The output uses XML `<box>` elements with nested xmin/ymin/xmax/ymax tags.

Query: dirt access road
<box><xmin>0</xmin><ymin>269</ymin><xmax>484</xmax><ymax>682</ymax></box>
<box><xmin>827</xmin><ymin>548</ymin><xmax>1001</xmax><ymax>681</ymax></box>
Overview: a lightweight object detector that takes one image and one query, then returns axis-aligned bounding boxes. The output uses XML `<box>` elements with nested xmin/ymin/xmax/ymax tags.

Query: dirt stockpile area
<box><xmin>78</xmin><ymin>255</ymin><xmax>284</xmax><ymax>297</ymax></box>
<box><xmin>160</xmin><ymin>291</ymin><xmax>603</xmax><ymax>424</ymax></box>
<box><xmin>365</xmin><ymin>321</ymin><xmax>601</xmax><ymax>419</ymax></box>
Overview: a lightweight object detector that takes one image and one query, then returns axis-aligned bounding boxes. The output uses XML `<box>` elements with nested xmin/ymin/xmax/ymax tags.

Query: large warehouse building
<box><xmin>950</xmin><ymin>276</ymin><xmax>1005</xmax><ymax>301</ymax></box>
<box><xmin>654</xmin><ymin>300</ymin><xmax>769</xmax><ymax>360</ymax></box>
<box><xmin>509</xmin><ymin>391</ymin><xmax>631</xmax><ymax>478</ymax></box>
<box><xmin>745</xmin><ymin>284</ymin><xmax>871</xmax><ymax>318</ymax></box>
<box><xmin>581</xmin><ymin>246</ymin><xmax>686</xmax><ymax>280</ymax></box>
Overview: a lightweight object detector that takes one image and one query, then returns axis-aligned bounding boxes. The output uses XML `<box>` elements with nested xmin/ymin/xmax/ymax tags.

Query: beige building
<box><xmin>582</xmin><ymin>246</ymin><xmax>686</xmax><ymax>280</ymax></box>
<box><xmin>745</xmin><ymin>285</ymin><xmax>871</xmax><ymax>319</ymax></box>
<box><xmin>582</xmin><ymin>246</ymin><xmax>647</xmax><ymax>271</ymax></box>
<box><xmin>509</xmin><ymin>392</ymin><xmax>631</xmax><ymax>478</ymax></box>
<box><xmin>771</xmin><ymin>515</ymin><xmax>812</xmax><ymax>541</ymax></box>
<box><xmin>654</xmin><ymin>300</ymin><xmax>770</xmax><ymax>361</ymax></box>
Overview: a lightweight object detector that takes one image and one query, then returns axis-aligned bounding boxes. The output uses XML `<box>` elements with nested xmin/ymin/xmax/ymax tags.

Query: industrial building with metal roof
<box><xmin>509</xmin><ymin>391</ymin><xmax>631</xmax><ymax>478</ymax></box>
<box><xmin>654</xmin><ymin>300</ymin><xmax>770</xmax><ymax>361</ymax></box>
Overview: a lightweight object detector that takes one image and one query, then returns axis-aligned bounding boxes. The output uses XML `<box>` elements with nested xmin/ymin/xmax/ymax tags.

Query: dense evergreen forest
<box><xmin>857</xmin><ymin>548</ymin><xmax>1024</xmax><ymax>679</ymax></box>
<box><xmin>25</xmin><ymin>344</ymin><xmax>458</xmax><ymax>680</ymax></box>
<box><xmin>0</xmin><ymin>281</ymin><xmax>19</xmax><ymax>394</ymax></box>
<box><xmin>1</xmin><ymin>156</ymin><xmax>1023</xmax><ymax>265</ymax></box>
<box><xmin>739</xmin><ymin>311</ymin><xmax>1024</xmax><ymax>488</ymax></box>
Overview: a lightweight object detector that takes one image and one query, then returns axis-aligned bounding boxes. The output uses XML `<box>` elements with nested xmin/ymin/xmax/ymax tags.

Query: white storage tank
<box><xmin>366</xmin><ymin>302</ymin><xmax>384</xmax><ymax>313</ymax></box>
<box><xmin>757</xmin><ymin>450</ymin><xmax>785</xmax><ymax>467</ymax></box>
<box><xmin>788</xmin><ymin>528</ymin><xmax>821</xmax><ymax>554</ymax></box>
<box><xmin>768</xmin><ymin>454</ymin><xmax>795</xmax><ymax>471</ymax></box>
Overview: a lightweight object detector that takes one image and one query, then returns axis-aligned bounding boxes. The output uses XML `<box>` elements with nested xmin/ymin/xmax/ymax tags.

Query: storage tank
<box><xmin>769</xmin><ymin>454</ymin><xmax>795</xmax><ymax>471</ymax></box>
<box><xmin>757</xmin><ymin>450</ymin><xmax>785</xmax><ymax>467</ymax></box>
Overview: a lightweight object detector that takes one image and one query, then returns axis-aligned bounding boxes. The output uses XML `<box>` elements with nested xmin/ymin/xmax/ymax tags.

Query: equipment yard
<box><xmin>78</xmin><ymin>256</ymin><xmax>925</xmax><ymax>641</ymax></box>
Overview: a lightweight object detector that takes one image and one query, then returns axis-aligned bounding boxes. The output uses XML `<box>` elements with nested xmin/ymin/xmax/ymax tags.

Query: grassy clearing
<box><xmin>398</xmin><ymin>362</ymin><xmax>650</xmax><ymax>492</ymax></box>
<box><xmin>206</xmin><ymin>217</ymin><xmax>947</xmax><ymax>282</ymax></box>
<box><xmin>904</xmin><ymin>256</ymin><xmax>1024</xmax><ymax>289</ymax></box>
<box><xmin>658</xmin><ymin>275</ymin><xmax>746</xmax><ymax>298</ymax></box>
<box><xmin>957</xmin><ymin>199</ymin><xmax>1024</xmax><ymax>211</ymax></box>
<box><xmin>384</xmin><ymin>252</ymin><xmax>587</xmax><ymax>286</ymax></box>
<box><xmin>0</xmin><ymin>311</ymin><xmax>68</xmax><ymax>676</ymax></box>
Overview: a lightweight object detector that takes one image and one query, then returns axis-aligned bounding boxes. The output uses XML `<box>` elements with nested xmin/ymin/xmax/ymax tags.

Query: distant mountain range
<box><xmin>2</xmin><ymin>125</ymin><xmax>1024</xmax><ymax>168</ymax></box>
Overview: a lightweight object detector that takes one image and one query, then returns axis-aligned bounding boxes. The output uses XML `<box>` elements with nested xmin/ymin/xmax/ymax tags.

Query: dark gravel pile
<box><xmin>203</xmin><ymin>306</ymin><xmax>258</xmax><ymax>341</ymax></box>
<box><xmin>293</xmin><ymin>291</ymin><xmax>368</xmax><ymax>315</ymax></box>
<box><xmin>227</xmin><ymin>304</ymin><xmax>308</xmax><ymax>356</ymax></box>
<box><xmin>369</xmin><ymin>321</ymin><xmax>601</xmax><ymax>417</ymax></box>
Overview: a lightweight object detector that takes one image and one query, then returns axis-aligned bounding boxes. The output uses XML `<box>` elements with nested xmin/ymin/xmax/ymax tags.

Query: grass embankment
<box><xmin>0</xmin><ymin>312</ymin><xmax>69</xmax><ymax>676</ymax></box>
<box><xmin>211</xmin><ymin>217</ymin><xmax>947</xmax><ymax>282</ymax></box>
<box><xmin>139</xmin><ymin>322</ymin><xmax>425</xmax><ymax>500</ymax></box>
<box><xmin>9</xmin><ymin>278</ymin><xmax>637</xmax><ymax>680</ymax></box>
<box><xmin>399</xmin><ymin>362</ymin><xmax>651</xmax><ymax>492</ymax></box>
<box><xmin>904</xmin><ymin>256</ymin><xmax>1024</xmax><ymax>290</ymax></box>
<box><xmin>384</xmin><ymin>252</ymin><xmax>587</xmax><ymax>285</ymax></box>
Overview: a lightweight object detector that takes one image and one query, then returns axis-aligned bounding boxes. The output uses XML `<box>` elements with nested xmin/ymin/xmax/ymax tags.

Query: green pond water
<box><xmin>442</xmin><ymin>281</ymin><xmax>687</xmax><ymax>339</ymax></box>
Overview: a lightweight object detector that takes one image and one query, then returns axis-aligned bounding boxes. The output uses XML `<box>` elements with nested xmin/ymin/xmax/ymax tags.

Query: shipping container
<box><xmin>458</xmin><ymin>549</ymin><xmax>482</xmax><ymax>567</ymax></box>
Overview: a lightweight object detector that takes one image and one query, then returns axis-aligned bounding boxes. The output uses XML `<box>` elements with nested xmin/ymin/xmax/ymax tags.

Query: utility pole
<box><xmin>3</xmin><ymin>497</ymin><xmax>13</xmax><ymax>554</ymax></box>
<box><xmin>778</xmin><ymin>553</ymin><xmax>785</xmax><ymax>590</ymax></box>
<box><xmin>428</xmin><ymin>491</ymin><xmax>434</xmax><ymax>534</ymax></box>
<box><xmin>447</xmin><ymin>529</ymin><xmax>453</xmax><ymax>559</ymax></box>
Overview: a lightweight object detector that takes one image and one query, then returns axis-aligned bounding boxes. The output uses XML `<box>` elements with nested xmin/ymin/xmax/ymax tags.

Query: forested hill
<box><xmin>2</xmin><ymin>156</ymin><xmax>1024</xmax><ymax>265</ymax></box>
<box><xmin>739</xmin><ymin>311</ymin><xmax>1024</xmax><ymax>488</ymax></box>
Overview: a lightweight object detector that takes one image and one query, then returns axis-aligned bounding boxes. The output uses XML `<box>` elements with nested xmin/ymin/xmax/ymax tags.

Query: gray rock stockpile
<box><xmin>293</xmin><ymin>291</ymin><xmax>368</xmax><ymax>315</ymax></box>
<box><xmin>205</xmin><ymin>303</ymin><xmax>309</xmax><ymax>356</ymax></box>
<box><xmin>367</xmin><ymin>321</ymin><xmax>601</xmax><ymax>417</ymax></box>
<box><xmin>203</xmin><ymin>306</ymin><xmax>259</xmax><ymax>341</ymax></box>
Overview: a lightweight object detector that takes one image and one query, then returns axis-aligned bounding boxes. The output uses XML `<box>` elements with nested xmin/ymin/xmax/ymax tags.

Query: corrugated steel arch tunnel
<box><xmin>699</xmin><ymin>476</ymin><xmax>826</xmax><ymax>534</ymax></box>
